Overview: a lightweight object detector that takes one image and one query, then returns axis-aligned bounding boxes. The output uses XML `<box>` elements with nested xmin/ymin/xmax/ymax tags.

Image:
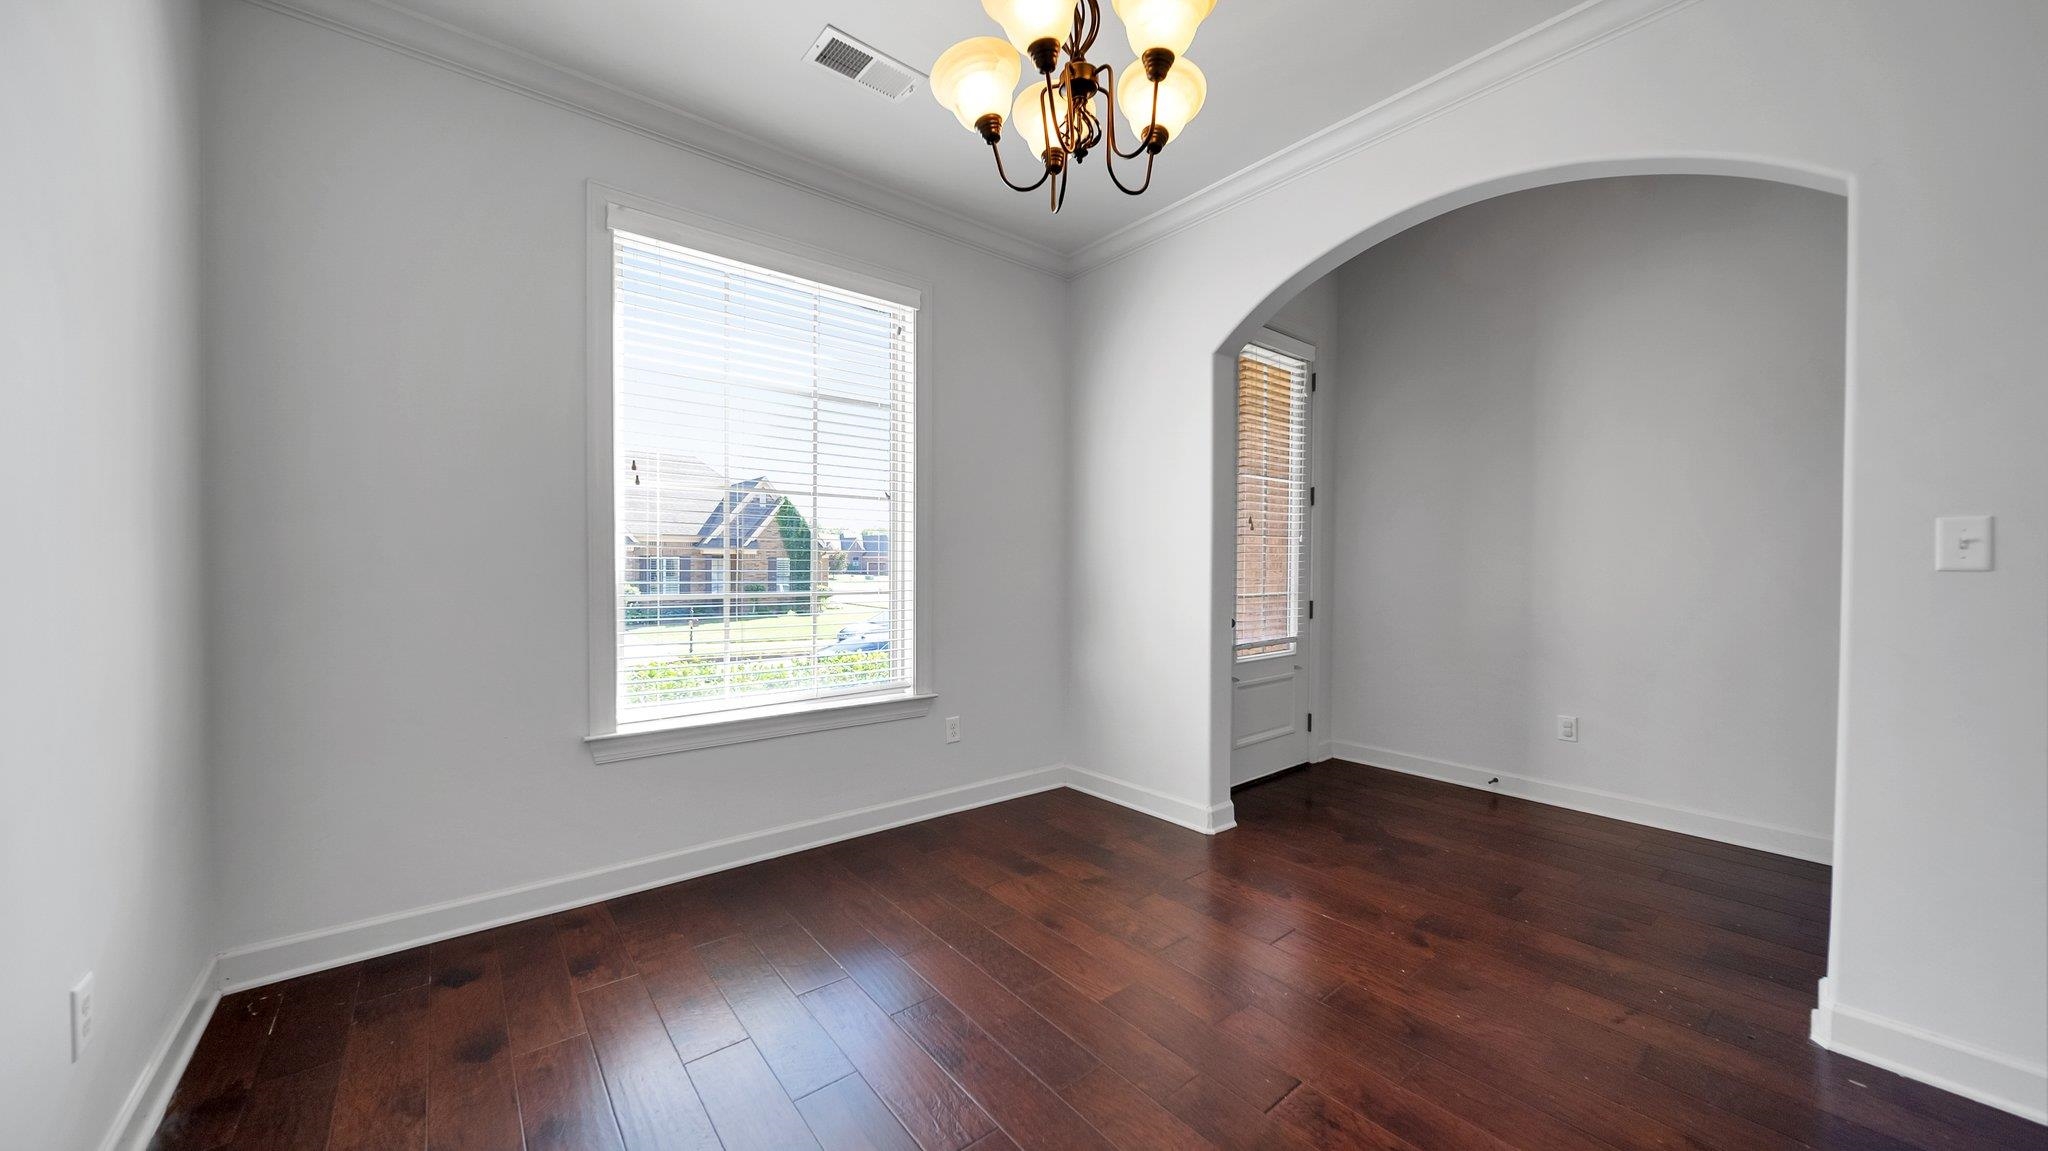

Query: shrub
<box><xmin>626</xmin><ymin>650</ymin><xmax>891</xmax><ymax>704</ymax></box>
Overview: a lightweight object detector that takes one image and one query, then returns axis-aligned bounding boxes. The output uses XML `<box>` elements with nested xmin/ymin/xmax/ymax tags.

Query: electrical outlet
<box><xmin>70</xmin><ymin>973</ymin><xmax>95</xmax><ymax>1062</ymax></box>
<box><xmin>944</xmin><ymin>716</ymin><xmax>961</xmax><ymax>744</ymax></box>
<box><xmin>1556</xmin><ymin>715</ymin><xmax>1579</xmax><ymax>742</ymax></box>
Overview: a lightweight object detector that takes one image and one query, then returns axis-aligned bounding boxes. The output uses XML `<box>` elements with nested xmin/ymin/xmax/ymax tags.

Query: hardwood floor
<box><xmin>149</xmin><ymin>763</ymin><xmax>2043</xmax><ymax>1150</ymax></box>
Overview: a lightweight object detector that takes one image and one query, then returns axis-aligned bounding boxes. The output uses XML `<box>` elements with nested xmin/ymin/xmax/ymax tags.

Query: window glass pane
<box><xmin>613</xmin><ymin>229</ymin><xmax>917</xmax><ymax>723</ymax></box>
<box><xmin>1235</xmin><ymin>343</ymin><xmax>1309</xmax><ymax>659</ymax></box>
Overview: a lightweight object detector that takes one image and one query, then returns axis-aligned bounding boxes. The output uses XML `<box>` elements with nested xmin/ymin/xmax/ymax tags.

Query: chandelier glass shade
<box><xmin>931</xmin><ymin>37</ymin><xmax>1021</xmax><ymax>130</ymax></box>
<box><xmin>931</xmin><ymin>0</ymin><xmax>1217</xmax><ymax>211</ymax></box>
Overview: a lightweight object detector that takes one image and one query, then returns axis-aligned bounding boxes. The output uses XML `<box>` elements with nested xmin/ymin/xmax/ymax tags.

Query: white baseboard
<box><xmin>1064</xmin><ymin>765</ymin><xmax>1235</xmax><ymax>834</ymax></box>
<box><xmin>215</xmin><ymin>764</ymin><xmax>1070</xmax><ymax>990</ymax></box>
<box><xmin>1328</xmin><ymin>741</ymin><xmax>1833</xmax><ymax>863</ymax></box>
<box><xmin>99</xmin><ymin>957</ymin><xmax>220</xmax><ymax>1151</ymax></box>
<box><xmin>1812</xmin><ymin>978</ymin><xmax>2048</xmax><ymax>1124</ymax></box>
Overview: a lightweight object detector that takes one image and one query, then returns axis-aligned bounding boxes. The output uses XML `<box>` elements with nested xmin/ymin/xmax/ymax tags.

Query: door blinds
<box><xmin>1235</xmin><ymin>342</ymin><xmax>1310</xmax><ymax>658</ymax></box>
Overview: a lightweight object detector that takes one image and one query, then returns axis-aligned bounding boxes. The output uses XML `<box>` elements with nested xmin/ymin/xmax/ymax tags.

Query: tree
<box><xmin>773</xmin><ymin>498</ymin><xmax>814</xmax><ymax>593</ymax></box>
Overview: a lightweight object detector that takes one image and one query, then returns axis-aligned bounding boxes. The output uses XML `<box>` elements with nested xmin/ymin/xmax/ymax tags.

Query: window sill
<box><xmin>586</xmin><ymin>691</ymin><xmax>936</xmax><ymax>763</ymax></box>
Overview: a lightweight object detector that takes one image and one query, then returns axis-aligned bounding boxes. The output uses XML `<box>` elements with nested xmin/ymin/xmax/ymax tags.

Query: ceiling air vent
<box><xmin>805</xmin><ymin>25</ymin><xmax>923</xmax><ymax>103</ymax></box>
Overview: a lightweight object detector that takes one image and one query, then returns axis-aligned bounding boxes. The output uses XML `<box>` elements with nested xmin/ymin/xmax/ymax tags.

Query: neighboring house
<box><xmin>620</xmin><ymin>452</ymin><xmax>819</xmax><ymax>624</ymax></box>
<box><xmin>835</xmin><ymin>529</ymin><xmax>891</xmax><ymax>576</ymax></box>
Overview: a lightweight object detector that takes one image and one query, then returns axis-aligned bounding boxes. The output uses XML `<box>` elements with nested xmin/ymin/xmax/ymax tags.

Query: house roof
<box><xmin>694</xmin><ymin>477</ymin><xmax>784</xmax><ymax>549</ymax></box>
<box><xmin>618</xmin><ymin>451</ymin><xmax>786</xmax><ymax>549</ymax></box>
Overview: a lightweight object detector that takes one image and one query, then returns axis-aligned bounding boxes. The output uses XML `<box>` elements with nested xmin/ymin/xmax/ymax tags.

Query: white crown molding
<box><xmin>1066</xmin><ymin>0</ymin><xmax>1701</xmax><ymax>278</ymax></box>
<box><xmin>236</xmin><ymin>0</ymin><xmax>1694</xmax><ymax>282</ymax></box>
<box><xmin>235</xmin><ymin>0</ymin><xmax>1069</xmax><ymax>277</ymax></box>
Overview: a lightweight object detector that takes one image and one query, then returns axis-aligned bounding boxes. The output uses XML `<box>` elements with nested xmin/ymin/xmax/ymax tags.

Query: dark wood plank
<box><xmin>894</xmin><ymin>995</ymin><xmax>1114</xmax><ymax>1151</ymax></box>
<box><xmin>791</xmin><ymin>894</ymin><xmax>939</xmax><ymax>1014</ymax></box>
<box><xmin>516</xmin><ymin>1034</ymin><xmax>626</xmax><ymax>1151</ymax></box>
<box><xmin>800</xmin><ymin>978</ymin><xmax>996</xmax><ymax>1151</ymax></box>
<box><xmin>325</xmin><ymin>984</ymin><xmax>430</xmax><ymax>1151</ymax></box>
<box><xmin>254</xmin><ymin>963</ymin><xmax>362</xmax><ymax>1083</ymax></box>
<box><xmin>687</xmin><ymin>1039</ymin><xmax>822</xmax><ymax>1150</ymax></box>
<box><xmin>1218</xmin><ymin>1006</ymin><xmax>1523</xmax><ymax>1151</ymax></box>
<box><xmin>555</xmin><ymin>904</ymin><xmax>636</xmax><ymax>992</ymax></box>
<box><xmin>422</xmin><ymin>941</ymin><xmax>523</xmax><ymax>1151</ymax></box>
<box><xmin>901</xmin><ymin>942</ymin><xmax>1097</xmax><ymax>1090</ymax></box>
<box><xmin>1160</xmin><ymin>1074</ymin><xmax>1299</xmax><ymax>1150</ymax></box>
<box><xmin>1008</xmin><ymin>973</ymin><xmax>1196</xmax><ymax>1102</ymax></box>
<box><xmin>358</xmin><ymin>945</ymin><xmax>433</xmax><ymax>1000</ymax></box>
<box><xmin>149</xmin><ymin>988</ymin><xmax>282</xmax><ymax>1151</ymax></box>
<box><xmin>750</xmin><ymin>917</ymin><xmax>851</xmax><ymax>996</ymax></box>
<box><xmin>1267</xmin><ymin>1083</ymin><xmax>1419</xmax><ymax>1151</ymax></box>
<box><xmin>989</xmin><ymin>914</ymin><xmax>1131</xmax><ymax>1002</ymax></box>
<box><xmin>697</xmin><ymin>933</ymin><xmax>855</xmax><ymax>1097</ymax></box>
<box><xmin>577</xmin><ymin>976</ymin><xmax>722</xmax><ymax>1151</ymax></box>
<box><xmin>627</xmin><ymin>934</ymin><xmax>749</xmax><ymax>1062</ymax></box>
<box><xmin>1101</xmin><ymin>982</ymin><xmax>1298</xmax><ymax>1111</ymax></box>
<box><xmin>1057</xmin><ymin>1064</ymin><xmax>1219</xmax><ymax>1151</ymax></box>
<box><xmin>609</xmin><ymin>881</ymin><xmax>743</xmax><ymax>955</ymax></box>
<box><xmin>497</xmin><ymin>915</ymin><xmax>586</xmax><ymax>1055</ymax></box>
<box><xmin>795</xmin><ymin>1073</ymin><xmax>921</xmax><ymax>1151</ymax></box>
<box><xmin>222</xmin><ymin>1059</ymin><xmax>343</xmax><ymax>1151</ymax></box>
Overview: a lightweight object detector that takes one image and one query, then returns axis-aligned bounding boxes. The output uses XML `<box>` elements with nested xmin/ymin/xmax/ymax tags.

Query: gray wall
<box><xmin>1322</xmin><ymin>176</ymin><xmax>1846</xmax><ymax>851</ymax></box>
<box><xmin>0</xmin><ymin>1</ymin><xmax>213</xmax><ymax>1146</ymax></box>
<box><xmin>201</xmin><ymin>0</ymin><xmax>1069</xmax><ymax>957</ymax></box>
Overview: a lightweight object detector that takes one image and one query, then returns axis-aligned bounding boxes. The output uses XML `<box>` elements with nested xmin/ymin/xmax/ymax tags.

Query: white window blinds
<box><xmin>1235</xmin><ymin>342</ymin><xmax>1310</xmax><ymax>658</ymax></box>
<box><xmin>612</xmin><ymin>228</ymin><xmax>917</xmax><ymax>726</ymax></box>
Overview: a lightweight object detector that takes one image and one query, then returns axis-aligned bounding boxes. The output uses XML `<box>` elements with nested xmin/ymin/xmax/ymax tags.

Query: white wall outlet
<box><xmin>70</xmin><ymin>973</ymin><xmax>95</xmax><ymax>1062</ymax></box>
<box><xmin>944</xmin><ymin>715</ymin><xmax>961</xmax><ymax>744</ymax></box>
<box><xmin>1935</xmin><ymin>514</ymin><xmax>1993</xmax><ymax>571</ymax></box>
<box><xmin>1556</xmin><ymin>715</ymin><xmax>1579</xmax><ymax>742</ymax></box>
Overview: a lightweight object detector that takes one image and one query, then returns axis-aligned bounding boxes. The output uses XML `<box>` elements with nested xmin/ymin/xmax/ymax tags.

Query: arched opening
<box><xmin>1212</xmin><ymin>161</ymin><xmax>1853</xmax><ymax>988</ymax></box>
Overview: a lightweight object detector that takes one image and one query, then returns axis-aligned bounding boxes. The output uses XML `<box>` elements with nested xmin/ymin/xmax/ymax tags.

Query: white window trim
<box><xmin>583</xmin><ymin>183</ymin><xmax>936</xmax><ymax>761</ymax></box>
<box><xmin>1233</xmin><ymin>326</ymin><xmax>1315</xmax><ymax>663</ymax></box>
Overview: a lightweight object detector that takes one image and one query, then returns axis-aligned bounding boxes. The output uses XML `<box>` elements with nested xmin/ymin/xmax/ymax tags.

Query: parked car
<box><xmin>832</xmin><ymin>612</ymin><xmax>888</xmax><ymax>644</ymax></box>
<box><xmin>817</xmin><ymin>636</ymin><xmax>889</xmax><ymax>656</ymax></box>
<box><xmin>820</xmin><ymin>613</ymin><xmax>889</xmax><ymax>656</ymax></box>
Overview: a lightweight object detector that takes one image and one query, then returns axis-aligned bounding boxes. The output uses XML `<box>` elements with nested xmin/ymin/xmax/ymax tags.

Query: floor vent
<box><xmin>805</xmin><ymin>25</ymin><xmax>922</xmax><ymax>102</ymax></box>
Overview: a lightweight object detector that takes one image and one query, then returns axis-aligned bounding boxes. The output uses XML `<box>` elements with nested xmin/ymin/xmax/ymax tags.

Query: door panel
<box><xmin>1233</xmin><ymin>660</ymin><xmax>1308</xmax><ymax>783</ymax></box>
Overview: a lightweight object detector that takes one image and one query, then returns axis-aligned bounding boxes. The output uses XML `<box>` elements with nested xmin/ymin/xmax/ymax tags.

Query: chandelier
<box><xmin>930</xmin><ymin>0</ymin><xmax>1216</xmax><ymax>212</ymax></box>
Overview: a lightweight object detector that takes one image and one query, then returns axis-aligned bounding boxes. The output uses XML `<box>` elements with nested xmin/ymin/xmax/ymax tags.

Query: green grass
<box><xmin>622</xmin><ymin>577</ymin><xmax>888</xmax><ymax>656</ymax></box>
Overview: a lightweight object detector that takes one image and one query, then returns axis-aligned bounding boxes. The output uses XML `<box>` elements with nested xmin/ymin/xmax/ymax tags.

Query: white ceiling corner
<box><xmin>240</xmin><ymin>0</ymin><xmax>1681</xmax><ymax>277</ymax></box>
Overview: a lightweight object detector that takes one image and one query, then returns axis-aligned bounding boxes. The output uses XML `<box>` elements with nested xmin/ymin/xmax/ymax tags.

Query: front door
<box><xmin>1231</xmin><ymin>332</ymin><xmax>1315</xmax><ymax>786</ymax></box>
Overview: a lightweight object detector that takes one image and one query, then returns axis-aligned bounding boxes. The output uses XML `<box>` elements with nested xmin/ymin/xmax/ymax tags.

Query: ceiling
<box><xmin>370</xmin><ymin>0</ymin><xmax>1581</xmax><ymax>255</ymax></box>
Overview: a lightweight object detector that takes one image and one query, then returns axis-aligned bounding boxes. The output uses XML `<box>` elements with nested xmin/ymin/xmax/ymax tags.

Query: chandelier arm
<box><xmin>1105</xmin><ymin>142</ymin><xmax>1158</xmax><ymax>196</ymax></box>
<box><xmin>989</xmin><ymin>139</ymin><xmax>1053</xmax><ymax>193</ymax></box>
<box><xmin>1066</xmin><ymin>0</ymin><xmax>1101</xmax><ymax>60</ymax></box>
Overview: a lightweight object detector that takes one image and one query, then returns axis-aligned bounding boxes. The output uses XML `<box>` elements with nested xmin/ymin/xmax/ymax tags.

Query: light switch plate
<box><xmin>1935</xmin><ymin>515</ymin><xmax>1993</xmax><ymax>572</ymax></box>
<box><xmin>70</xmin><ymin>972</ymin><xmax>94</xmax><ymax>1062</ymax></box>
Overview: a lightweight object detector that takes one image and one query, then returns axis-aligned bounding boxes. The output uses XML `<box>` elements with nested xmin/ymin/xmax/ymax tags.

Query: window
<box><xmin>588</xmin><ymin>198</ymin><xmax>930</xmax><ymax>759</ymax></box>
<box><xmin>1234</xmin><ymin>338</ymin><xmax>1311</xmax><ymax>660</ymax></box>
